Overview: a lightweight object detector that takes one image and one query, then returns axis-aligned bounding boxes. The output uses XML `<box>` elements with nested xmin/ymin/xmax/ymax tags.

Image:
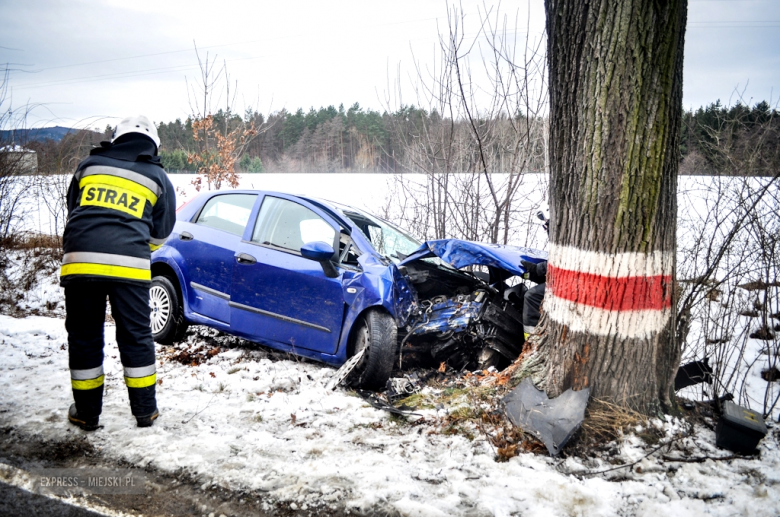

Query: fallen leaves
<box><xmin>496</xmin><ymin>443</ymin><xmax>519</xmax><ymax>461</ymax></box>
<box><xmin>462</xmin><ymin>369</ymin><xmax>511</xmax><ymax>387</ymax></box>
<box><xmin>164</xmin><ymin>344</ymin><xmax>222</xmax><ymax>366</ymax></box>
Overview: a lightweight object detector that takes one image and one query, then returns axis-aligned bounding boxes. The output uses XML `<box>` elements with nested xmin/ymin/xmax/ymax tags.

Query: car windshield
<box><xmin>321</xmin><ymin>200</ymin><xmax>457</xmax><ymax>271</ymax></box>
<box><xmin>339</xmin><ymin>208</ymin><xmax>421</xmax><ymax>261</ymax></box>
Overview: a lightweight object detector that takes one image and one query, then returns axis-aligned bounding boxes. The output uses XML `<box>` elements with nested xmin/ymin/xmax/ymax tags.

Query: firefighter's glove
<box><xmin>521</xmin><ymin>260</ymin><xmax>547</xmax><ymax>284</ymax></box>
<box><xmin>521</xmin><ymin>260</ymin><xmax>536</xmax><ymax>280</ymax></box>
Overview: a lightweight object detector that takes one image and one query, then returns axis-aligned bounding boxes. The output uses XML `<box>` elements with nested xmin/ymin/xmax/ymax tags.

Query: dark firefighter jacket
<box><xmin>60</xmin><ymin>137</ymin><xmax>176</xmax><ymax>286</ymax></box>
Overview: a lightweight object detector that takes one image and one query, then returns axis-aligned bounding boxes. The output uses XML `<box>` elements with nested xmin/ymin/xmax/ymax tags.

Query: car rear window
<box><xmin>195</xmin><ymin>194</ymin><xmax>257</xmax><ymax>236</ymax></box>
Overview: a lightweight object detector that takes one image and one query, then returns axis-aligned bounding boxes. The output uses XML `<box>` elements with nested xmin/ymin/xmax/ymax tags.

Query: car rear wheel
<box><xmin>150</xmin><ymin>276</ymin><xmax>188</xmax><ymax>345</ymax></box>
<box><xmin>349</xmin><ymin>310</ymin><xmax>397</xmax><ymax>390</ymax></box>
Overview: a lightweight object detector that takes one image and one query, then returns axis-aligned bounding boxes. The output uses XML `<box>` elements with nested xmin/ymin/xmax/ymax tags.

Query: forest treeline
<box><xmin>679</xmin><ymin>100</ymin><xmax>779</xmax><ymax>176</ymax></box>
<box><xmin>156</xmin><ymin>103</ymin><xmax>427</xmax><ymax>174</ymax></box>
<box><xmin>20</xmin><ymin>100</ymin><xmax>779</xmax><ymax>176</ymax></box>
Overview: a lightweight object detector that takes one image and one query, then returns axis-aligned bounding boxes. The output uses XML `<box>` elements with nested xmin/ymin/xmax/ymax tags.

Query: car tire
<box><xmin>150</xmin><ymin>276</ymin><xmax>188</xmax><ymax>345</ymax></box>
<box><xmin>349</xmin><ymin>310</ymin><xmax>398</xmax><ymax>390</ymax></box>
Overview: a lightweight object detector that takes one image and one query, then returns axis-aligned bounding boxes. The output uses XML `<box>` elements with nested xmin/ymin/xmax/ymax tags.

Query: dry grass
<box><xmin>0</xmin><ymin>234</ymin><xmax>63</xmax><ymax>315</ymax></box>
<box><xmin>579</xmin><ymin>399</ymin><xmax>647</xmax><ymax>445</ymax></box>
<box><xmin>1</xmin><ymin>232</ymin><xmax>62</xmax><ymax>251</ymax></box>
<box><xmin>476</xmin><ymin>408</ymin><xmax>548</xmax><ymax>461</ymax></box>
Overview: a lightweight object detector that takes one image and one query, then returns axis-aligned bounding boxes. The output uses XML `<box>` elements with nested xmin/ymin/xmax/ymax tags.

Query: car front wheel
<box><xmin>349</xmin><ymin>310</ymin><xmax>398</xmax><ymax>390</ymax></box>
<box><xmin>150</xmin><ymin>276</ymin><xmax>188</xmax><ymax>345</ymax></box>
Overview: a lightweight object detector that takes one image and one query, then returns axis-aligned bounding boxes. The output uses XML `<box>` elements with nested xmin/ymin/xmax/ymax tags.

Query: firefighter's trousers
<box><xmin>65</xmin><ymin>282</ymin><xmax>157</xmax><ymax>419</ymax></box>
<box><xmin>523</xmin><ymin>283</ymin><xmax>545</xmax><ymax>338</ymax></box>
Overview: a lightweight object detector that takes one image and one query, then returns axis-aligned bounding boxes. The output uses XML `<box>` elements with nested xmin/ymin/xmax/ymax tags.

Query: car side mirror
<box><xmin>300</xmin><ymin>242</ymin><xmax>339</xmax><ymax>278</ymax></box>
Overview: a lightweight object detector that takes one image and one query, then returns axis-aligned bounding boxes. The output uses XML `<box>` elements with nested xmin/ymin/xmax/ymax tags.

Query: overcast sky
<box><xmin>1</xmin><ymin>0</ymin><xmax>779</xmax><ymax>130</ymax></box>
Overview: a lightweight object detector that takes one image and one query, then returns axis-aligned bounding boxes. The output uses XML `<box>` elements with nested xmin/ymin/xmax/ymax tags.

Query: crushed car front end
<box><xmin>396</xmin><ymin>239</ymin><xmax>547</xmax><ymax>372</ymax></box>
<box><xmin>327</xmin><ymin>203</ymin><xmax>548</xmax><ymax>374</ymax></box>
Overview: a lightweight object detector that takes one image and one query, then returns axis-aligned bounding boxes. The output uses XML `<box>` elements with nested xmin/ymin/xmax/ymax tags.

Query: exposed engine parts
<box><xmin>400</xmin><ymin>261</ymin><xmax>528</xmax><ymax>372</ymax></box>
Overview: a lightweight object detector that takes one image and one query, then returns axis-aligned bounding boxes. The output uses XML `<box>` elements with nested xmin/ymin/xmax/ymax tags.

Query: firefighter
<box><xmin>61</xmin><ymin>115</ymin><xmax>176</xmax><ymax>431</ymax></box>
<box><xmin>520</xmin><ymin>259</ymin><xmax>547</xmax><ymax>338</ymax></box>
<box><xmin>520</xmin><ymin>210</ymin><xmax>549</xmax><ymax>339</ymax></box>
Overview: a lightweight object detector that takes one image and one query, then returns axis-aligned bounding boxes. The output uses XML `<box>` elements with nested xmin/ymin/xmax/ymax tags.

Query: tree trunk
<box><xmin>537</xmin><ymin>0</ymin><xmax>687</xmax><ymax>412</ymax></box>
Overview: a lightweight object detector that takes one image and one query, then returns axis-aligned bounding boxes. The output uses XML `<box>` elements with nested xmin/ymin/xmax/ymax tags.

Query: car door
<box><xmin>229</xmin><ymin>195</ymin><xmax>345</xmax><ymax>354</ymax></box>
<box><xmin>176</xmin><ymin>193</ymin><xmax>258</xmax><ymax>324</ymax></box>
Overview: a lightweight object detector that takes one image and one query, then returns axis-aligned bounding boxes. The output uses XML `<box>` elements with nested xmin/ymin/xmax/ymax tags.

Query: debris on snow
<box><xmin>503</xmin><ymin>378</ymin><xmax>590</xmax><ymax>456</ymax></box>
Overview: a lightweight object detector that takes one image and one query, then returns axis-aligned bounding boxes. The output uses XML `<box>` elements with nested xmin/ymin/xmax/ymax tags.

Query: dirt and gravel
<box><xmin>0</xmin><ymin>428</ymin><xmax>296</xmax><ymax>517</ymax></box>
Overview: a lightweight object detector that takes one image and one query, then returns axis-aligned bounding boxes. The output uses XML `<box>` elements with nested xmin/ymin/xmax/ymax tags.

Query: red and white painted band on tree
<box><xmin>545</xmin><ymin>245</ymin><xmax>674</xmax><ymax>339</ymax></box>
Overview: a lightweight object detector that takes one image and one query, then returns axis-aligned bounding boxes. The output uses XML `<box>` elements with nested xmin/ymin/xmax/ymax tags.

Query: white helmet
<box><xmin>112</xmin><ymin>115</ymin><xmax>160</xmax><ymax>148</ymax></box>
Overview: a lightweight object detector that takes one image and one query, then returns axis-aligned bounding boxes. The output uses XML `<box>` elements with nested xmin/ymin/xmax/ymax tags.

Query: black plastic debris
<box><xmin>715</xmin><ymin>401</ymin><xmax>767</xmax><ymax>454</ymax></box>
<box><xmin>674</xmin><ymin>357</ymin><xmax>713</xmax><ymax>391</ymax></box>
<box><xmin>503</xmin><ymin>378</ymin><xmax>590</xmax><ymax>456</ymax></box>
<box><xmin>355</xmin><ymin>389</ymin><xmax>422</xmax><ymax>418</ymax></box>
<box><xmin>385</xmin><ymin>375</ymin><xmax>423</xmax><ymax>402</ymax></box>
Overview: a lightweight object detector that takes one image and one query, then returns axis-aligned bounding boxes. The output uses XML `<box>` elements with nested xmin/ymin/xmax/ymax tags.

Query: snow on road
<box><xmin>2</xmin><ymin>313</ymin><xmax>779</xmax><ymax>516</ymax></box>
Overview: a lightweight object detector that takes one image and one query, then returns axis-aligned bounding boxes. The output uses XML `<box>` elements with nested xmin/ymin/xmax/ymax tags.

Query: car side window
<box><xmin>252</xmin><ymin>196</ymin><xmax>336</xmax><ymax>252</ymax></box>
<box><xmin>195</xmin><ymin>194</ymin><xmax>257</xmax><ymax>236</ymax></box>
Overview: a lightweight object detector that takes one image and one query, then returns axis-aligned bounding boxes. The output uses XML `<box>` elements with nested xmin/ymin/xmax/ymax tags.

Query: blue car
<box><xmin>149</xmin><ymin>190</ymin><xmax>547</xmax><ymax>389</ymax></box>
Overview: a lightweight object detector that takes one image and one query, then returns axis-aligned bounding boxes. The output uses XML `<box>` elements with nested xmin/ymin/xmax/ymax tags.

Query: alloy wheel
<box><xmin>149</xmin><ymin>285</ymin><xmax>171</xmax><ymax>334</ymax></box>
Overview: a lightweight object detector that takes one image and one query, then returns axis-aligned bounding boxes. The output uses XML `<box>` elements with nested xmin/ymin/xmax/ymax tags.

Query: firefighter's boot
<box><xmin>68</xmin><ymin>403</ymin><xmax>100</xmax><ymax>431</ymax></box>
<box><xmin>136</xmin><ymin>408</ymin><xmax>159</xmax><ymax>428</ymax></box>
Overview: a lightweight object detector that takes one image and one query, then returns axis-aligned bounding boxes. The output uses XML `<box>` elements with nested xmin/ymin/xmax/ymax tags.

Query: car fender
<box><xmin>333</xmin><ymin>254</ymin><xmax>418</xmax><ymax>362</ymax></box>
<box><xmin>151</xmin><ymin>245</ymin><xmax>193</xmax><ymax>319</ymax></box>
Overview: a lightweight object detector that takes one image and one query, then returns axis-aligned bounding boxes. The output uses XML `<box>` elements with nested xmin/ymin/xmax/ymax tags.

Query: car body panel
<box><xmin>152</xmin><ymin>190</ymin><xmax>544</xmax><ymax>373</ymax></box>
<box><xmin>177</xmin><ymin>224</ymin><xmax>241</xmax><ymax>324</ymax></box>
<box><xmin>150</xmin><ymin>244</ymin><xmax>232</xmax><ymax>333</ymax></box>
<box><xmin>226</xmin><ymin>192</ymin><xmax>349</xmax><ymax>355</ymax></box>
<box><xmin>401</xmin><ymin>239</ymin><xmax>548</xmax><ymax>277</ymax></box>
<box><xmin>154</xmin><ymin>189</ymin><xmax>414</xmax><ymax>365</ymax></box>
<box><xmin>229</xmin><ymin>239</ymin><xmax>346</xmax><ymax>354</ymax></box>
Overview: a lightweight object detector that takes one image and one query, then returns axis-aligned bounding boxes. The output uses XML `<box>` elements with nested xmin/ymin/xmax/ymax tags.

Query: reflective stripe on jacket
<box><xmin>62</xmin><ymin>251</ymin><xmax>152</xmax><ymax>281</ymax></box>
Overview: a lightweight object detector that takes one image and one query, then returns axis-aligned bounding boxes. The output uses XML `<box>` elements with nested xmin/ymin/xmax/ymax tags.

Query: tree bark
<box><xmin>538</xmin><ymin>0</ymin><xmax>687</xmax><ymax>412</ymax></box>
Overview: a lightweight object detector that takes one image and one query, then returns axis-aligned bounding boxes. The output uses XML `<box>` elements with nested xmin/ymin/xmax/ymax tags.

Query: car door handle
<box><xmin>179</xmin><ymin>231</ymin><xmax>194</xmax><ymax>241</ymax></box>
<box><xmin>235</xmin><ymin>253</ymin><xmax>257</xmax><ymax>265</ymax></box>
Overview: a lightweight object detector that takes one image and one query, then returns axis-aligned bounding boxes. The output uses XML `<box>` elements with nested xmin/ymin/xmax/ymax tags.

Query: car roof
<box><xmin>198</xmin><ymin>189</ymin><xmax>347</xmax><ymax>211</ymax></box>
<box><xmin>196</xmin><ymin>189</ymin><xmax>365</xmax><ymax>236</ymax></box>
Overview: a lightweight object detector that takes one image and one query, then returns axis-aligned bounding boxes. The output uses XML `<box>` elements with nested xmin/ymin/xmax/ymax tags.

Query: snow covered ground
<box><xmin>2</xmin><ymin>173</ymin><xmax>779</xmax><ymax>515</ymax></box>
<box><xmin>2</xmin><ymin>308</ymin><xmax>780</xmax><ymax>516</ymax></box>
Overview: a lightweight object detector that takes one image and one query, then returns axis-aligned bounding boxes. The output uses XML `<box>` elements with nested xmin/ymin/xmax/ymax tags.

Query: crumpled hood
<box><xmin>400</xmin><ymin>239</ymin><xmax>548</xmax><ymax>277</ymax></box>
